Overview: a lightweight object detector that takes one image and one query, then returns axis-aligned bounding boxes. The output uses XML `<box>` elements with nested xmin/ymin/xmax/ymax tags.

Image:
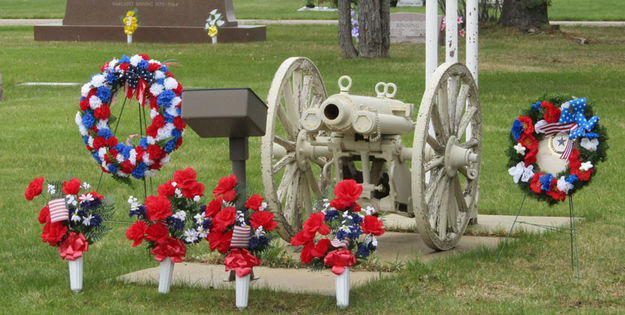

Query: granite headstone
<box><xmin>396</xmin><ymin>0</ymin><xmax>423</xmax><ymax>7</ymax></box>
<box><xmin>35</xmin><ymin>0</ymin><xmax>265</xmax><ymax>43</ymax></box>
<box><xmin>390</xmin><ymin>12</ymin><xmax>441</xmax><ymax>44</ymax></box>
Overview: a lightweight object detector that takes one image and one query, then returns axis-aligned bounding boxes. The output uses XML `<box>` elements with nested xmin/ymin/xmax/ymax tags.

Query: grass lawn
<box><xmin>1</xmin><ymin>24</ymin><xmax>625</xmax><ymax>313</ymax></box>
<box><xmin>1</xmin><ymin>0</ymin><xmax>624</xmax><ymax>21</ymax></box>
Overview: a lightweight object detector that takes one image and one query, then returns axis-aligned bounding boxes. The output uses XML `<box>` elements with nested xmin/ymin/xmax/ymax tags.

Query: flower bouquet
<box><xmin>204</xmin><ymin>9</ymin><xmax>225</xmax><ymax>44</ymax></box>
<box><xmin>25</xmin><ymin>177</ymin><xmax>115</xmax><ymax>292</ymax></box>
<box><xmin>290</xmin><ymin>179</ymin><xmax>385</xmax><ymax>308</ymax></box>
<box><xmin>205</xmin><ymin>174</ymin><xmax>277</xmax><ymax>309</ymax></box>
<box><xmin>125</xmin><ymin>168</ymin><xmax>207</xmax><ymax>293</ymax></box>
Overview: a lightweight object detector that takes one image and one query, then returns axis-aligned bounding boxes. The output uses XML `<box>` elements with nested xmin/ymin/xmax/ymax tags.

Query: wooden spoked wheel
<box><xmin>412</xmin><ymin>62</ymin><xmax>482</xmax><ymax>250</ymax></box>
<box><xmin>261</xmin><ymin>57</ymin><xmax>328</xmax><ymax>241</ymax></box>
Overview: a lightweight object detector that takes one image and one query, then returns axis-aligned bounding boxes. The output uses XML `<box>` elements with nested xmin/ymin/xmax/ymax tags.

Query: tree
<box><xmin>338</xmin><ymin>0</ymin><xmax>390</xmax><ymax>58</ymax></box>
<box><xmin>499</xmin><ymin>0</ymin><xmax>550</xmax><ymax>31</ymax></box>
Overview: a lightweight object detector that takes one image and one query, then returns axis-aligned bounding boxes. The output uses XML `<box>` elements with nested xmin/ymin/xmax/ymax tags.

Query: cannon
<box><xmin>261</xmin><ymin>57</ymin><xmax>481</xmax><ymax>250</ymax></box>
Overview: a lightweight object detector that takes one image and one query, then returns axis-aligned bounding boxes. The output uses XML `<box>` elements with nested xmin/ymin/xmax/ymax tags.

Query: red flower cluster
<box><xmin>569</xmin><ymin>149</ymin><xmax>593</xmax><ymax>181</ymax></box>
<box><xmin>361</xmin><ymin>215</ymin><xmax>385</xmax><ymax>236</ymax></box>
<box><xmin>213</xmin><ymin>174</ymin><xmax>237</xmax><ymax>202</ymax></box>
<box><xmin>541</xmin><ymin>101</ymin><xmax>561</xmax><ymax>123</ymax></box>
<box><xmin>329</xmin><ymin>180</ymin><xmax>362</xmax><ymax>210</ymax></box>
<box><xmin>63</xmin><ymin>178</ymin><xmax>81</xmax><ymax>195</ymax></box>
<box><xmin>25</xmin><ymin>177</ymin><xmax>44</xmax><ymax>201</ymax></box>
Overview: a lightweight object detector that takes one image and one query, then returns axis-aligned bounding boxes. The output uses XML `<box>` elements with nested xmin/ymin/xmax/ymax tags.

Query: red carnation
<box><xmin>245</xmin><ymin>194</ymin><xmax>264</xmax><ymax>211</ymax></box>
<box><xmin>175</xmin><ymin>137</ymin><xmax>183</xmax><ymax>149</ymax></box>
<box><xmin>250</xmin><ymin>211</ymin><xmax>277</xmax><ymax>231</ymax></box>
<box><xmin>205</xmin><ymin>198</ymin><xmax>223</xmax><ymax>218</ymax></box>
<box><xmin>174</xmin><ymin>168</ymin><xmax>197</xmax><ymax>186</ymax></box>
<box><xmin>212</xmin><ymin>207</ymin><xmax>236</xmax><ymax>232</ymax></box>
<box><xmin>546</xmin><ymin>179</ymin><xmax>566</xmax><ymax>201</ymax></box>
<box><xmin>213</xmin><ymin>175</ymin><xmax>237</xmax><ymax>202</ymax></box>
<box><xmin>541</xmin><ymin>101</ymin><xmax>561</xmax><ymax>123</ymax></box>
<box><xmin>330</xmin><ymin>180</ymin><xmax>362</xmax><ymax>210</ymax></box>
<box><xmin>151</xmin><ymin>115</ymin><xmax>166</xmax><ymax>128</ymax></box>
<box><xmin>121</xmin><ymin>160</ymin><xmax>135</xmax><ymax>174</ymax></box>
<box><xmin>207</xmin><ymin>229</ymin><xmax>233</xmax><ymax>254</ymax></box>
<box><xmin>530</xmin><ymin>173</ymin><xmax>544</xmax><ymax>194</ymax></box>
<box><xmin>139</xmin><ymin>54</ymin><xmax>150</xmax><ymax>60</ymax></box>
<box><xmin>173</xmin><ymin>82</ymin><xmax>183</xmax><ymax>96</ymax></box>
<box><xmin>303</xmin><ymin>212</ymin><xmax>331</xmax><ymax>236</ymax></box>
<box><xmin>25</xmin><ymin>177</ymin><xmax>44</xmax><ymax>201</ymax></box>
<box><xmin>291</xmin><ymin>230</ymin><xmax>314</xmax><ymax>246</ymax></box>
<box><xmin>41</xmin><ymin>222</ymin><xmax>68</xmax><ymax>246</ymax></box>
<box><xmin>300</xmin><ymin>239</ymin><xmax>331</xmax><ymax>264</ymax></box>
<box><xmin>62</xmin><ymin>178</ymin><xmax>81</xmax><ymax>195</ymax></box>
<box><xmin>146</xmin><ymin>124</ymin><xmax>158</xmax><ymax>137</ymax></box>
<box><xmin>517</xmin><ymin>116</ymin><xmax>535</xmax><ymax>135</ymax></box>
<box><xmin>148</xmin><ymin>62</ymin><xmax>161</xmax><ymax>71</ymax></box>
<box><xmin>157</xmin><ymin>180</ymin><xmax>176</xmax><ymax>197</ymax></box>
<box><xmin>361</xmin><ymin>215</ymin><xmax>385</xmax><ymax>236</ymax></box>
<box><xmin>568</xmin><ymin>149</ymin><xmax>581</xmax><ymax>170</ymax></box>
<box><xmin>94</xmin><ymin>105</ymin><xmax>111</xmax><ymax>119</ymax></box>
<box><xmin>106</xmin><ymin>136</ymin><xmax>118</xmax><ymax>147</ymax></box>
<box><xmin>181</xmin><ymin>181</ymin><xmax>204</xmax><ymax>199</ymax></box>
<box><xmin>80</xmin><ymin>98</ymin><xmax>89</xmax><ymax>111</ymax></box>
<box><xmin>145</xmin><ymin>222</ymin><xmax>169</xmax><ymax>243</ymax></box>
<box><xmin>519</xmin><ymin>133</ymin><xmax>538</xmax><ymax>166</ymax></box>
<box><xmin>119</xmin><ymin>63</ymin><xmax>129</xmax><ymax>71</ymax></box>
<box><xmin>126</xmin><ymin>221</ymin><xmax>148</xmax><ymax>247</ymax></box>
<box><xmin>38</xmin><ymin>205</ymin><xmax>50</xmax><ymax>224</ymax></box>
<box><xmin>173</xmin><ymin>116</ymin><xmax>186</xmax><ymax>130</ymax></box>
<box><xmin>151</xmin><ymin>236</ymin><xmax>186</xmax><ymax>263</ymax></box>
<box><xmin>144</xmin><ymin>195</ymin><xmax>172</xmax><ymax>221</ymax></box>
<box><xmin>146</xmin><ymin>145</ymin><xmax>164</xmax><ymax>161</ymax></box>
<box><xmin>92</xmin><ymin>137</ymin><xmax>106</xmax><ymax>150</ymax></box>
<box><xmin>324</xmin><ymin>249</ymin><xmax>356</xmax><ymax>275</ymax></box>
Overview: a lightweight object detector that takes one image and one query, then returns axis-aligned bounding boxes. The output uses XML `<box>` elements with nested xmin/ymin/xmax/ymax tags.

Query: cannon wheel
<box><xmin>261</xmin><ymin>57</ymin><xmax>329</xmax><ymax>241</ymax></box>
<box><xmin>412</xmin><ymin>62</ymin><xmax>482</xmax><ymax>250</ymax></box>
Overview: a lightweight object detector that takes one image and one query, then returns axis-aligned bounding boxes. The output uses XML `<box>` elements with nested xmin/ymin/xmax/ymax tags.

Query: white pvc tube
<box><xmin>425</xmin><ymin>0</ymin><xmax>438</xmax><ymax>86</ymax></box>
<box><xmin>127</xmin><ymin>35</ymin><xmax>132</xmax><ymax>44</ymax></box>
<box><xmin>235</xmin><ymin>273</ymin><xmax>251</xmax><ymax>310</ymax></box>
<box><xmin>212</xmin><ymin>36</ymin><xmax>218</xmax><ymax>44</ymax></box>
<box><xmin>158</xmin><ymin>257</ymin><xmax>174</xmax><ymax>294</ymax></box>
<box><xmin>466</xmin><ymin>0</ymin><xmax>479</xmax><ymax>86</ymax></box>
<box><xmin>335</xmin><ymin>268</ymin><xmax>350</xmax><ymax>308</ymax></box>
<box><xmin>445</xmin><ymin>0</ymin><xmax>458</xmax><ymax>63</ymax></box>
<box><xmin>68</xmin><ymin>257</ymin><xmax>83</xmax><ymax>293</ymax></box>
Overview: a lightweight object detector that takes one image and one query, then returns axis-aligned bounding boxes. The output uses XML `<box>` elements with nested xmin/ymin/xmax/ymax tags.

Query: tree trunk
<box><xmin>499</xmin><ymin>0</ymin><xmax>549</xmax><ymax>31</ymax></box>
<box><xmin>358</xmin><ymin>0</ymin><xmax>390</xmax><ymax>58</ymax></box>
<box><xmin>338</xmin><ymin>0</ymin><xmax>358</xmax><ymax>58</ymax></box>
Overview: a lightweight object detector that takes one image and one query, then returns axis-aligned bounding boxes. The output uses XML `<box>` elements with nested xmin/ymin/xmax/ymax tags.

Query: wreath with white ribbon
<box><xmin>75</xmin><ymin>54</ymin><xmax>186</xmax><ymax>180</ymax></box>
<box><xmin>506</xmin><ymin>94</ymin><xmax>607</xmax><ymax>204</ymax></box>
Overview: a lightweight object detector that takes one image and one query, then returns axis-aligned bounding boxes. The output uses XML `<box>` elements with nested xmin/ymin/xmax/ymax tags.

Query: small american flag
<box><xmin>331</xmin><ymin>238</ymin><xmax>350</xmax><ymax>248</ymax></box>
<box><xmin>48</xmin><ymin>198</ymin><xmax>69</xmax><ymax>223</ymax></box>
<box><xmin>230</xmin><ymin>225</ymin><xmax>251</xmax><ymax>248</ymax></box>
<box><xmin>560</xmin><ymin>139</ymin><xmax>574</xmax><ymax>160</ymax></box>
<box><xmin>535</xmin><ymin>120</ymin><xmax>577</xmax><ymax>136</ymax></box>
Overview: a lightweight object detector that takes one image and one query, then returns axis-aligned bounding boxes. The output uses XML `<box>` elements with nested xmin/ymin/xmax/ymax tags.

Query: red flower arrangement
<box><xmin>25</xmin><ymin>177</ymin><xmax>115</xmax><ymax>260</ymax></box>
<box><xmin>291</xmin><ymin>179</ymin><xmax>385</xmax><ymax>275</ymax></box>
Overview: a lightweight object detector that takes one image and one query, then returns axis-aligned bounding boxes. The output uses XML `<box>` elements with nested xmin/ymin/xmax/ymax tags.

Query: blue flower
<box><xmin>139</xmin><ymin>138</ymin><xmax>149</xmax><ymax>149</ymax></box>
<box><xmin>96</xmin><ymin>86</ymin><xmax>112</xmax><ymax>103</ymax></box>
<box><xmin>202</xmin><ymin>217</ymin><xmax>212</xmax><ymax>229</ymax></box>
<box><xmin>89</xmin><ymin>214</ymin><xmax>102</xmax><ymax>227</ymax></box>
<box><xmin>81</xmin><ymin>197</ymin><xmax>102</xmax><ymax>211</ymax></box>
<box><xmin>107</xmin><ymin>164</ymin><xmax>118</xmax><ymax>174</ymax></box>
<box><xmin>566</xmin><ymin>174</ymin><xmax>579</xmax><ymax>184</ymax></box>
<box><xmin>160</xmin><ymin>65</ymin><xmax>169</xmax><ymax>73</ymax></box>
<box><xmin>105</xmin><ymin>71</ymin><xmax>118</xmax><ymax>84</ymax></box>
<box><xmin>337</xmin><ymin>229</ymin><xmax>348</xmax><ymax>240</ymax></box>
<box><xmin>131</xmin><ymin>162</ymin><xmax>147</xmax><ymax>179</ymax></box>
<box><xmin>531</xmin><ymin>101</ymin><xmax>542</xmax><ymax>112</ymax></box>
<box><xmin>82</xmin><ymin>112</ymin><xmax>95</xmax><ymax>128</ymax></box>
<box><xmin>164</xmin><ymin>139</ymin><xmax>176</xmax><ymax>153</ymax></box>
<box><xmin>92</xmin><ymin>152</ymin><xmax>102</xmax><ymax>163</ymax></box>
<box><xmin>171</xmin><ymin>128</ymin><xmax>182</xmax><ymax>139</ymax></box>
<box><xmin>351</xmin><ymin>213</ymin><xmax>363</xmax><ymax>225</ymax></box>
<box><xmin>325</xmin><ymin>209</ymin><xmax>340</xmax><ymax>221</ymax></box>
<box><xmin>539</xmin><ymin>173</ymin><xmax>553</xmax><ymax>191</ymax></box>
<box><xmin>138</xmin><ymin>60</ymin><xmax>149</xmax><ymax>69</ymax></box>
<box><xmin>163</xmin><ymin>112</ymin><xmax>174</xmax><ymax>123</ymax></box>
<box><xmin>250</xmin><ymin>236</ymin><xmax>270</xmax><ymax>249</ymax></box>
<box><xmin>584</xmin><ymin>132</ymin><xmax>599</xmax><ymax>139</ymax></box>
<box><xmin>129</xmin><ymin>205</ymin><xmax>146</xmax><ymax>218</ymax></box>
<box><xmin>83</xmin><ymin>135</ymin><xmax>89</xmax><ymax>145</ymax></box>
<box><xmin>120</xmin><ymin>55</ymin><xmax>131</xmax><ymax>64</ymax></box>
<box><xmin>511</xmin><ymin>119</ymin><xmax>524</xmax><ymax>141</ymax></box>
<box><xmin>157</xmin><ymin>90</ymin><xmax>176</xmax><ymax>108</ymax></box>
<box><xmin>349</xmin><ymin>225</ymin><xmax>363</xmax><ymax>239</ymax></box>
<box><xmin>97</xmin><ymin>128</ymin><xmax>113</xmax><ymax>139</ymax></box>
<box><xmin>167</xmin><ymin>216</ymin><xmax>185</xmax><ymax>231</ymax></box>
<box><xmin>357</xmin><ymin>244</ymin><xmax>370</xmax><ymax>257</ymax></box>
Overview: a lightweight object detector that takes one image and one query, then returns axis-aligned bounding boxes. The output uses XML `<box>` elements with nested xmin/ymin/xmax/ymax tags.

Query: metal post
<box><xmin>445</xmin><ymin>0</ymin><xmax>458</xmax><ymax>63</ymax></box>
<box><xmin>229</xmin><ymin>137</ymin><xmax>248</xmax><ymax>209</ymax></box>
<box><xmin>496</xmin><ymin>194</ymin><xmax>527</xmax><ymax>263</ymax></box>
<box><xmin>466</xmin><ymin>0</ymin><xmax>479</xmax><ymax>86</ymax></box>
<box><xmin>425</xmin><ymin>0</ymin><xmax>438</xmax><ymax>86</ymax></box>
<box><xmin>569</xmin><ymin>196</ymin><xmax>580</xmax><ymax>281</ymax></box>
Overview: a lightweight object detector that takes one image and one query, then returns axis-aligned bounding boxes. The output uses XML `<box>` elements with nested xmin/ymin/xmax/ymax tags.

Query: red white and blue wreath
<box><xmin>75</xmin><ymin>54</ymin><xmax>186</xmax><ymax>180</ymax></box>
<box><xmin>506</xmin><ymin>94</ymin><xmax>607</xmax><ymax>204</ymax></box>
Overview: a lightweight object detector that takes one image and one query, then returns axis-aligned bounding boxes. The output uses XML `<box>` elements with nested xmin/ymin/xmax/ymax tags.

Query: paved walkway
<box><xmin>1</xmin><ymin>18</ymin><xmax>624</xmax><ymax>27</ymax></box>
<box><xmin>118</xmin><ymin>214</ymin><xmax>579</xmax><ymax>295</ymax></box>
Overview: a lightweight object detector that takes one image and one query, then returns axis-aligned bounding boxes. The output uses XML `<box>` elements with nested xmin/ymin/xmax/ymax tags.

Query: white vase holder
<box><xmin>158</xmin><ymin>257</ymin><xmax>175</xmax><ymax>294</ymax></box>
<box><xmin>211</xmin><ymin>36</ymin><xmax>218</xmax><ymax>44</ymax></box>
<box><xmin>127</xmin><ymin>34</ymin><xmax>133</xmax><ymax>44</ymax></box>
<box><xmin>68</xmin><ymin>256</ymin><xmax>83</xmax><ymax>293</ymax></box>
<box><xmin>235</xmin><ymin>273</ymin><xmax>251</xmax><ymax>310</ymax></box>
<box><xmin>335</xmin><ymin>267</ymin><xmax>350</xmax><ymax>308</ymax></box>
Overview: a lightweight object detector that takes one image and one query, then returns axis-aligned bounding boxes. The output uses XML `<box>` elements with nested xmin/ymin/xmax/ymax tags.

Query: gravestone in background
<box><xmin>390</xmin><ymin>12</ymin><xmax>441</xmax><ymax>44</ymax></box>
<box><xmin>396</xmin><ymin>0</ymin><xmax>424</xmax><ymax>7</ymax></box>
<box><xmin>34</xmin><ymin>0</ymin><xmax>265</xmax><ymax>43</ymax></box>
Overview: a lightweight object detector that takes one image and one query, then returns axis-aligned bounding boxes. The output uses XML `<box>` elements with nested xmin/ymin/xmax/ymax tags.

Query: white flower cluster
<box><xmin>127</xmin><ymin>195</ymin><xmax>141</xmax><ymax>211</ymax></box>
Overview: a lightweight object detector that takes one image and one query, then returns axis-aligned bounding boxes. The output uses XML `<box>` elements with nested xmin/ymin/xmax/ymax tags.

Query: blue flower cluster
<box><xmin>511</xmin><ymin>119</ymin><xmax>524</xmax><ymax>141</ymax></box>
<box><xmin>324</xmin><ymin>209</ymin><xmax>340</xmax><ymax>221</ymax></box>
<box><xmin>539</xmin><ymin>173</ymin><xmax>553</xmax><ymax>191</ymax></box>
<box><xmin>357</xmin><ymin>240</ymin><xmax>377</xmax><ymax>258</ymax></box>
<box><xmin>250</xmin><ymin>235</ymin><xmax>270</xmax><ymax>249</ymax></box>
<box><xmin>336</xmin><ymin>213</ymin><xmax>364</xmax><ymax>241</ymax></box>
<box><xmin>80</xmin><ymin>197</ymin><xmax>102</xmax><ymax>211</ymax></box>
<box><xmin>129</xmin><ymin>205</ymin><xmax>146</xmax><ymax>219</ymax></box>
<box><xmin>167</xmin><ymin>216</ymin><xmax>185</xmax><ymax>231</ymax></box>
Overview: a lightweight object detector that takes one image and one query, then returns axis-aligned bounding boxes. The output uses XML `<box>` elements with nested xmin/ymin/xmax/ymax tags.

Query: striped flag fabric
<box><xmin>560</xmin><ymin>139</ymin><xmax>574</xmax><ymax>160</ymax></box>
<box><xmin>331</xmin><ymin>238</ymin><xmax>350</xmax><ymax>248</ymax></box>
<box><xmin>48</xmin><ymin>198</ymin><xmax>69</xmax><ymax>223</ymax></box>
<box><xmin>230</xmin><ymin>225</ymin><xmax>251</xmax><ymax>248</ymax></box>
<box><xmin>534</xmin><ymin>120</ymin><xmax>577</xmax><ymax>136</ymax></box>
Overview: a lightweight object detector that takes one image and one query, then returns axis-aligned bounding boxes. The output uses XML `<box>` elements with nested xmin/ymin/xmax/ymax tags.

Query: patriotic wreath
<box><xmin>506</xmin><ymin>94</ymin><xmax>608</xmax><ymax>204</ymax></box>
<box><xmin>75</xmin><ymin>54</ymin><xmax>186</xmax><ymax>180</ymax></box>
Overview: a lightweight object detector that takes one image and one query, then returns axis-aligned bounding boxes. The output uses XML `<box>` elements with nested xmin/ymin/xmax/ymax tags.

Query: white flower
<box><xmin>196</xmin><ymin>226</ymin><xmax>209</xmax><ymax>238</ymax></box>
<box><xmin>193</xmin><ymin>195</ymin><xmax>201</xmax><ymax>202</ymax></box>
<box><xmin>71</xmin><ymin>212</ymin><xmax>82</xmax><ymax>222</ymax></box>
<box><xmin>89</xmin><ymin>95</ymin><xmax>102</xmax><ymax>109</ymax></box>
<box><xmin>90</xmin><ymin>74</ymin><xmax>106</xmax><ymax>88</ymax></box>
<box><xmin>96</xmin><ymin>119</ymin><xmax>109</xmax><ymax>130</ymax></box>
<box><xmin>364</xmin><ymin>205</ymin><xmax>376</xmax><ymax>215</ymax></box>
<box><xmin>560</xmin><ymin>101</ymin><xmax>570</xmax><ymax>110</ymax></box>
<box><xmin>556</xmin><ymin>176</ymin><xmax>574</xmax><ymax>194</ymax></box>
<box><xmin>580</xmin><ymin>138</ymin><xmax>598</xmax><ymax>152</ymax></box>
<box><xmin>508</xmin><ymin>161</ymin><xmax>534</xmax><ymax>184</ymax></box>
<box><xmin>175</xmin><ymin>188</ymin><xmax>183</xmax><ymax>198</ymax></box>
<box><xmin>580</xmin><ymin>161</ymin><xmax>593</xmax><ymax>172</ymax></box>
<box><xmin>164</xmin><ymin>77</ymin><xmax>178</xmax><ymax>90</ymax></box>
<box><xmin>149</xmin><ymin>83</ymin><xmax>164</xmax><ymax>97</ymax></box>
<box><xmin>98</xmin><ymin>147</ymin><xmax>107</xmax><ymax>161</ymax></box>
<box><xmin>150</xmin><ymin>108</ymin><xmax>159</xmax><ymax>119</ymax></box>
<box><xmin>171</xmin><ymin>96</ymin><xmax>182</xmax><ymax>107</ymax></box>
<box><xmin>194</xmin><ymin>212</ymin><xmax>206</xmax><ymax>225</ymax></box>
<box><xmin>254</xmin><ymin>226</ymin><xmax>265</xmax><ymax>237</ymax></box>
<box><xmin>144</xmin><ymin>169</ymin><xmax>157</xmax><ymax>178</ymax></box>
<box><xmin>66</xmin><ymin>195</ymin><xmax>78</xmax><ymax>206</ymax></box>
<box><xmin>47</xmin><ymin>184</ymin><xmax>56</xmax><ymax>194</ymax></box>
<box><xmin>339</xmin><ymin>225</ymin><xmax>350</xmax><ymax>232</ymax></box>
<box><xmin>173</xmin><ymin>210</ymin><xmax>186</xmax><ymax>221</ymax></box>
<box><xmin>87</xmin><ymin>136</ymin><xmax>94</xmax><ymax>148</ymax></box>
<box><xmin>160</xmin><ymin>154</ymin><xmax>171</xmax><ymax>165</ymax></box>
<box><xmin>75</xmin><ymin>112</ymin><xmax>88</xmax><ymax>136</ymax></box>
<box><xmin>79</xmin><ymin>193</ymin><xmax>94</xmax><ymax>203</ymax></box>
<box><xmin>129</xmin><ymin>54</ymin><xmax>143</xmax><ymax>67</ymax></box>
<box><xmin>129</xmin><ymin>149</ymin><xmax>137</xmax><ymax>164</ymax></box>
<box><xmin>118</xmin><ymin>171</ymin><xmax>130</xmax><ymax>178</ymax></box>
<box><xmin>81</xmin><ymin>83</ymin><xmax>91</xmax><ymax>97</ymax></box>
<box><xmin>166</xmin><ymin>104</ymin><xmax>179</xmax><ymax>116</ymax></box>
<box><xmin>513</xmin><ymin>143</ymin><xmax>526</xmax><ymax>155</ymax></box>
<box><xmin>154</xmin><ymin>70</ymin><xmax>165</xmax><ymax>80</ymax></box>
<box><xmin>184</xmin><ymin>229</ymin><xmax>199</xmax><ymax>243</ymax></box>
<box><xmin>82</xmin><ymin>215</ymin><xmax>94</xmax><ymax>226</ymax></box>
<box><xmin>82</xmin><ymin>182</ymin><xmax>91</xmax><ymax>190</ymax></box>
<box><xmin>155</xmin><ymin>124</ymin><xmax>175</xmax><ymax>141</ymax></box>
<box><xmin>258</xmin><ymin>201</ymin><xmax>268</xmax><ymax>211</ymax></box>
<box><xmin>146</xmin><ymin>136</ymin><xmax>156</xmax><ymax>145</ymax></box>
<box><xmin>171</xmin><ymin>181</ymin><xmax>178</xmax><ymax>187</ymax></box>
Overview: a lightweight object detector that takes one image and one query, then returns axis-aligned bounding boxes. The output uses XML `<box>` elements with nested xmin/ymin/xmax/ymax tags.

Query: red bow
<box><xmin>323</xmin><ymin>249</ymin><xmax>356</xmax><ymax>275</ymax></box>
<box><xmin>58</xmin><ymin>232</ymin><xmax>89</xmax><ymax>261</ymax></box>
<box><xmin>224</xmin><ymin>248</ymin><xmax>260</xmax><ymax>277</ymax></box>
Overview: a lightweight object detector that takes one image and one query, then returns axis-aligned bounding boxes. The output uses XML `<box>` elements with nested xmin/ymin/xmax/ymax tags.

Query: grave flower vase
<box><xmin>68</xmin><ymin>256</ymin><xmax>83</xmax><ymax>293</ymax></box>
<box><xmin>235</xmin><ymin>272</ymin><xmax>251</xmax><ymax>310</ymax></box>
<box><xmin>212</xmin><ymin>36</ymin><xmax>218</xmax><ymax>44</ymax></box>
<box><xmin>335</xmin><ymin>267</ymin><xmax>350</xmax><ymax>308</ymax></box>
<box><xmin>158</xmin><ymin>257</ymin><xmax>175</xmax><ymax>294</ymax></box>
<box><xmin>127</xmin><ymin>34</ymin><xmax>132</xmax><ymax>44</ymax></box>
